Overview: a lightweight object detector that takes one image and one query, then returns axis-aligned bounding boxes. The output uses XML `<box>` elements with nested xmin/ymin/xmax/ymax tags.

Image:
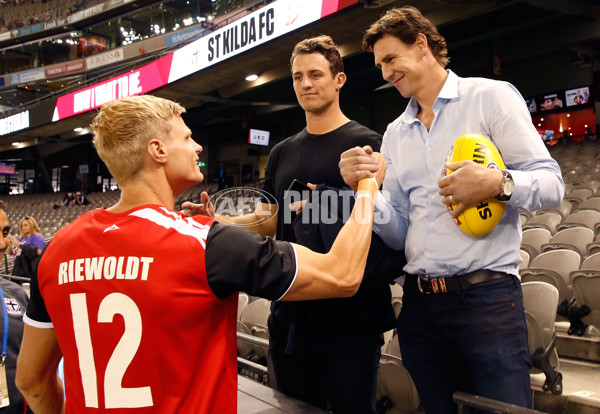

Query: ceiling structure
<box><xmin>1</xmin><ymin>0</ymin><xmax>600</xmax><ymax>161</ymax></box>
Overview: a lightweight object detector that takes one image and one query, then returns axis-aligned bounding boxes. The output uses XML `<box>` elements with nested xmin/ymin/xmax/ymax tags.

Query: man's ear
<box><xmin>147</xmin><ymin>139</ymin><xmax>168</xmax><ymax>164</ymax></box>
<box><xmin>416</xmin><ymin>33</ymin><xmax>428</xmax><ymax>55</ymax></box>
<box><xmin>335</xmin><ymin>72</ymin><xmax>347</xmax><ymax>91</ymax></box>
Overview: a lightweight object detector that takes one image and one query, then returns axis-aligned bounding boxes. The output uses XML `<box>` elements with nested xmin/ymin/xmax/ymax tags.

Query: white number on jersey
<box><xmin>70</xmin><ymin>292</ymin><xmax>154</xmax><ymax>408</ymax></box>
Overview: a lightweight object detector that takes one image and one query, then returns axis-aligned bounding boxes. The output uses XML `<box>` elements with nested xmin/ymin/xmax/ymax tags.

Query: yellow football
<box><xmin>443</xmin><ymin>133</ymin><xmax>506</xmax><ymax>237</ymax></box>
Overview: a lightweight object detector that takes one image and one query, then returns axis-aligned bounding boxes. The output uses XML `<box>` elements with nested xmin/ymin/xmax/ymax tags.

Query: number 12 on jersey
<box><xmin>70</xmin><ymin>292</ymin><xmax>154</xmax><ymax>408</ymax></box>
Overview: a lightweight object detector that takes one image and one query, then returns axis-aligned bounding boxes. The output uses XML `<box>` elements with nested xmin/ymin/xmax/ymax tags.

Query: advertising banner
<box><xmin>50</xmin><ymin>0</ymin><xmax>358</xmax><ymax>122</ymax></box>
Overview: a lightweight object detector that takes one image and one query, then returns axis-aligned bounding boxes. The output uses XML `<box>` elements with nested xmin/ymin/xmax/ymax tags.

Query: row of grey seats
<box><xmin>236</xmin><ymin>281</ymin><xmax>565</xmax><ymax>413</ymax></box>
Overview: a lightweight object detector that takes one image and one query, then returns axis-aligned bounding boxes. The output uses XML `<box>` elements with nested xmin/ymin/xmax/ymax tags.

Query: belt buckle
<box><xmin>417</xmin><ymin>275</ymin><xmax>448</xmax><ymax>294</ymax></box>
<box><xmin>417</xmin><ymin>275</ymin><xmax>432</xmax><ymax>294</ymax></box>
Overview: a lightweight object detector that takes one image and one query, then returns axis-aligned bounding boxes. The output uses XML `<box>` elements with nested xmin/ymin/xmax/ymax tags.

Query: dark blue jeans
<box><xmin>397</xmin><ymin>275</ymin><xmax>532</xmax><ymax>414</ymax></box>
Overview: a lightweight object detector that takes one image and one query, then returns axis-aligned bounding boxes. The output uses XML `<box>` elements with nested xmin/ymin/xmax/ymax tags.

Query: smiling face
<box><xmin>163</xmin><ymin>115</ymin><xmax>204</xmax><ymax>194</ymax></box>
<box><xmin>373</xmin><ymin>34</ymin><xmax>426</xmax><ymax>99</ymax></box>
<box><xmin>291</xmin><ymin>52</ymin><xmax>344</xmax><ymax>115</ymax></box>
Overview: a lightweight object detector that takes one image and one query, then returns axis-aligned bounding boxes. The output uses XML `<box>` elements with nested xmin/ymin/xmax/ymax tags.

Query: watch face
<box><xmin>503</xmin><ymin>176</ymin><xmax>514</xmax><ymax>196</ymax></box>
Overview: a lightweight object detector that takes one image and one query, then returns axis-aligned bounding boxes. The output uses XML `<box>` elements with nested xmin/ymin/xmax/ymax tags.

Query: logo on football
<box><xmin>443</xmin><ymin>133</ymin><xmax>506</xmax><ymax>237</ymax></box>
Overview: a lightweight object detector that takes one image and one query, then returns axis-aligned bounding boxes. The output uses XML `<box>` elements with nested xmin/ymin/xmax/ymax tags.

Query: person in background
<box><xmin>10</xmin><ymin>217</ymin><xmax>44</xmax><ymax>256</ymax></box>
<box><xmin>74</xmin><ymin>191</ymin><xmax>89</xmax><ymax>206</ymax></box>
<box><xmin>339</xmin><ymin>6</ymin><xmax>564</xmax><ymax>413</ymax></box>
<box><xmin>0</xmin><ymin>208</ymin><xmax>33</xmax><ymax>414</ymax></box>
<box><xmin>8</xmin><ymin>217</ymin><xmax>45</xmax><ymax>282</ymax></box>
<box><xmin>15</xmin><ymin>94</ymin><xmax>383</xmax><ymax>414</ymax></box>
<box><xmin>61</xmin><ymin>193</ymin><xmax>75</xmax><ymax>207</ymax></box>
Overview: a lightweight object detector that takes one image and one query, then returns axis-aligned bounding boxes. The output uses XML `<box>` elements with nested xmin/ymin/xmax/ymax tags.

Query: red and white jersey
<box><xmin>25</xmin><ymin>205</ymin><xmax>297</xmax><ymax>413</ymax></box>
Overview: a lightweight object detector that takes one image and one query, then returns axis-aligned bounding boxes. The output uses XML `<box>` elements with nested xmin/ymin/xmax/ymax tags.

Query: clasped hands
<box><xmin>339</xmin><ymin>146</ymin><xmax>503</xmax><ymax>217</ymax></box>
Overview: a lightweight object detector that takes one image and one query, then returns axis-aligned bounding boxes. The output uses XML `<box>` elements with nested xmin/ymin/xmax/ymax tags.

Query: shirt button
<box><xmin>430</xmin><ymin>195</ymin><xmax>436</xmax><ymax>200</ymax></box>
<box><xmin>430</xmin><ymin>222</ymin><xmax>435</xmax><ymax>227</ymax></box>
<box><xmin>427</xmin><ymin>147</ymin><xmax>432</xmax><ymax>152</ymax></box>
<box><xmin>426</xmin><ymin>253</ymin><xmax>431</xmax><ymax>258</ymax></box>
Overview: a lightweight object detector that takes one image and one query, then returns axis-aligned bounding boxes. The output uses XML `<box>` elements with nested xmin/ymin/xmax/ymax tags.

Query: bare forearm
<box><xmin>282</xmin><ymin>178</ymin><xmax>378</xmax><ymax>300</ymax></box>
<box><xmin>16</xmin><ymin>326</ymin><xmax>64</xmax><ymax>414</ymax></box>
<box><xmin>214</xmin><ymin>204</ymin><xmax>277</xmax><ymax>237</ymax></box>
<box><xmin>20</xmin><ymin>375</ymin><xmax>64</xmax><ymax>414</ymax></box>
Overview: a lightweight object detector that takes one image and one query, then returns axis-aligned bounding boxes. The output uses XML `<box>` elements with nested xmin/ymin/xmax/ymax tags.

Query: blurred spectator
<box><xmin>585</xmin><ymin>126</ymin><xmax>596</xmax><ymax>141</ymax></box>
<box><xmin>73</xmin><ymin>191</ymin><xmax>89</xmax><ymax>206</ymax></box>
<box><xmin>0</xmin><ymin>208</ymin><xmax>33</xmax><ymax>414</ymax></box>
<box><xmin>61</xmin><ymin>193</ymin><xmax>74</xmax><ymax>207</ymax></box>
<box><xmin>9</xmin><ymin>217</ymin><xmax>45</xmax><ymax>281</ymax></box>
<box><xmin>11</xmin><ymin>217</ymin><xmax>44</xmax><ymax>256</ymax></box>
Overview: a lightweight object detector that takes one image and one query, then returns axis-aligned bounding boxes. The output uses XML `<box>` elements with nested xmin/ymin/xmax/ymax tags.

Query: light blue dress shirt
<box><xmin>373</xmin><ymin>70</ymin><xmax>564</xmax><ymax>278</ymax></box>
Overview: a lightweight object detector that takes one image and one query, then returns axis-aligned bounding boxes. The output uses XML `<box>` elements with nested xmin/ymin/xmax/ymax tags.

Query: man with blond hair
<box><xmin>15</xmin><ymin>94</ymin><xmax>382</xmax><ymax>414</ymax></box>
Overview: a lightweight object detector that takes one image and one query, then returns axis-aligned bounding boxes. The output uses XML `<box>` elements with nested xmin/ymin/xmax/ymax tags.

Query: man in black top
<box><xmin>184</xmin><ymin>35</ymin><xmax>403</xmax><ymax>413</ymax></box>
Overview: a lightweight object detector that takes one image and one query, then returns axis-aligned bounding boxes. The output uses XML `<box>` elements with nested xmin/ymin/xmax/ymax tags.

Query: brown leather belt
<box><xmin>413</xmin><ymin>269</ymin><xmax>513</xmax><ymax>294</ymax></box>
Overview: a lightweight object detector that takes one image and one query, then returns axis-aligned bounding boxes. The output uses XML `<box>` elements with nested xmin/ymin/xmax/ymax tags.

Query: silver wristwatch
<box><xmin>497</xmin><ymin>169</ymin><xmax>514</xmax><ymax>201</ymax></box>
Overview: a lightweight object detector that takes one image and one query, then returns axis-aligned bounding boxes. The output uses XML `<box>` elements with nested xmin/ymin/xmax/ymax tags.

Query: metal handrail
<box><xmin>0</xmin><ymin>273</ymin><xmax>31</xmax><ymax>282</ymax></box>
<box><xmin>453</xmin><ymin>391</ymin><xmax>548</xmax><ymax>414</ymax></box>
<box><xmin>237</xmin><ymin>331</ymin><xmax>269</xmax><ymax>349</ymax></box>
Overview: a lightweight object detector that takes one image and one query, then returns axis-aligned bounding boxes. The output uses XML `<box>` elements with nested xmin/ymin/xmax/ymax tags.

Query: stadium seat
<box><xmin>579</xmin><ymin>252</ymin><xmax>600</xmax><ymax>270</ymax></box>
<box><xmin>521</xmin><ymin>228</ymin><xmax>552</xmax><ymax>260</ymax></box>
<box><xmin>519</xmin><ymin>250</ymin><xmax>530</xmax><ymax>271</ymax></box>
<box><xmin>522</xmin><ymin>211</ymin><xmax>562</xmax><ymax>234</ymax></box>
<box><xmin>382</xmin><ymin>329</ymin><xmax>395</xmax><ymax>354</ymax></box>
<box><xmin>239</xmin><ymin>298</ymin><xmax>271</xmax><ymax>364</ymax></box>
<box><xmin>573</xmin><ymin>180</ymin><xmax>600</xmax><ymax>193</ymax></box>
<box><xmin>564</xmin><ymin>187</ymin><xmax>593</xmax><ymax>205</ymax></box>
<box><xmin>564</xmin><ymin>183</ymin><xmax>574</xmax><ymax>195</ymax></box>
<box><xmin>376</xmin><ymin>353</ymin><xmax>422</xmax><ymax>414</ymax></box>
<box><xmin>572</xmin><ymin>196</ymin><xmax>600</xmax><ymax>213</ymax></box>
<box><xmin>585</xmin><ymin>233</ymin><xmax>600</xmax><ymax>256</ymax></box>
<box><xmin>522</xmin><ymin>282</ymin><xmax>562</xmax><ymax>395</ymax></box>
<box><xmin>238</xmin><ymin>293</ymin><xmax>249</xmax><ymax>320</ymax></box>
<box><xmin>240</xmin><ymin>298</ymin><xmax>270</xmax><ymax>334</ymax></box>
<box><xmin>390</xmin><ymin>283</ymin><xmax>403</xmax><ymax>318</ymax></box>
<box><xmin>570</xmin><ymin>271</ymin><xmax>600</xmax><ymax>334</ymax></box>
<box><xmin>519</xmin><ymin>209</ymin><xmax>533</xmax><ymax>226</ymax></box>
<box><xmin>556</xmin><ymin>210</ymin><xmax>600</xmax><ymax>234</ymax></box>
<box><xmin>519</xmin><ymin>249</ymin><xmax>580</xmax><ymax>306</ymax></box>
<box><xmin>384</xmin><ymin>330</ymin><xmax>401</xmax><ymax>357</ymax></box>
<box><xmin>540</xmin><ymin>227</ymin><xmax>594</xmax><ymax>257</ymax></box>
<box><xmin>237</xmin><ymin>320</ymin><xmax>253</xmax><ymax>359</ymax></box>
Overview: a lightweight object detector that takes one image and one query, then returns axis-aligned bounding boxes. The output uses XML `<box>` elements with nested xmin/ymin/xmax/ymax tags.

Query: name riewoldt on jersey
<box><xmin>58</xmin><ymin>256</ymin><xmax>155</xmax><ymax>285</ymax></box>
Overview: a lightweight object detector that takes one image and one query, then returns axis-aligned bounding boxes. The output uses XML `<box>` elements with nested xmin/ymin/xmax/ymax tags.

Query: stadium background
<box><xmin>0</xmin><ymin>0</ymin><xmax>598</xmax><ymax>196</ymax></box>
<box><xmin>1</xmin><ymin>1</ymin><xmax>600</xmax><ymax>413</ymax></box>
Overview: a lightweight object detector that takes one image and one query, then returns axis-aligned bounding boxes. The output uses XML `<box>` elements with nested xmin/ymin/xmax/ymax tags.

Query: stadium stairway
<box><xmin>533</xmin><ymin>331</ymin><xmax>600</xmax><ymax>414</ymax></box>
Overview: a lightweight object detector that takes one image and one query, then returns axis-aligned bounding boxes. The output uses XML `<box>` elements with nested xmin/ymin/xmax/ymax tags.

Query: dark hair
<box><xmin>362</xmin><ymin>6</ymin><xmax>449</xmax><ymax>68</ymax></box>
<box><xmin>290</xmin><ymin>35</ymin><xmax>344</xmax><ymax>75</ymax></box>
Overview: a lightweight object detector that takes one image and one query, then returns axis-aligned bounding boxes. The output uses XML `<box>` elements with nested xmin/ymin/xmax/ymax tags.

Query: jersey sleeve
<box><xmin>205</xmin><ymin>222</ymin><xmax>298</xmax><ymax>300</ymax></box>
<box><xmin>23</xmin><ymin>247</ymin><xmax>53</xmax><ymax>328</ymax></box>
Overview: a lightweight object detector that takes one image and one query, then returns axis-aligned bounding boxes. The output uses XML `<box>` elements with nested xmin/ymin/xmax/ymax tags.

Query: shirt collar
<box><xmin>400</xmin><ymin>69</ymin><xmax>459</xmax><ymax>125</ymax></box>
<box><xmin>438</xmin><ymin>69</ymin><xmax>459</xmax><ymax>100</ymax></box>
